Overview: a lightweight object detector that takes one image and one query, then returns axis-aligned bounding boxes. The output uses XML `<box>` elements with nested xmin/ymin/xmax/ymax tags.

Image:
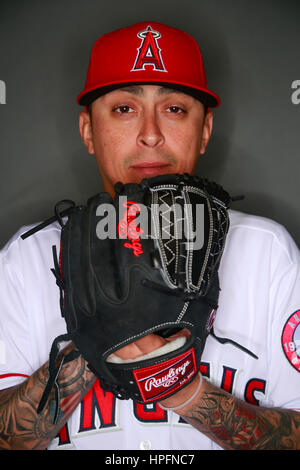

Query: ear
<box><xmin>79</xmin><ymin>111</ymin><xmax>95</xmax><ymax>154</ymax></box>
<box><xmin>199</xmin><ymin>110</ymin><xmax>213</xmax><ymax>155</ymax></box>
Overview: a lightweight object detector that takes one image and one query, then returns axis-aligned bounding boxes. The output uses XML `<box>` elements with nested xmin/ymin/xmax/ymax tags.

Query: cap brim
<box><xmin>77</xmin><ymin>81</ymin><xmax>220</xmax><ymax>109</ymax></box>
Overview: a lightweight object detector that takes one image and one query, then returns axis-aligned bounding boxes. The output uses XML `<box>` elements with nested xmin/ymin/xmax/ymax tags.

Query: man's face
<box><xmin>79</xmin><ymin>85</ymin><xmax>213</xmax><ymax>196</ymax></box>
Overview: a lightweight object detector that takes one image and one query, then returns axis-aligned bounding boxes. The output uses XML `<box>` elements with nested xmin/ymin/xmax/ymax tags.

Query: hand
<box><xmin>108</xmin><ymin>328</ymin><xmax>191</xmax><ymax>361</ymax></box>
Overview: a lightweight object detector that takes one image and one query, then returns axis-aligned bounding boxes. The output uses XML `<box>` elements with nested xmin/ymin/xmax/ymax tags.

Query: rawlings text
<box><xmin>118</xmin><ymin>200</ymin><xmax>144</xmax><ymax>257</ymax></box>
<box><xmin>145</xmin><ymin>360</ymin><xmax>191</xmax><ymax>391</ymax></box>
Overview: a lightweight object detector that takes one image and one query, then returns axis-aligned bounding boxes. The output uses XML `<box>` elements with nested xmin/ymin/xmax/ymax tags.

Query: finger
<box><xmin>109</xmin><ymin>333</ymin><xmax>166</xmax><ymax>361</ymax></box>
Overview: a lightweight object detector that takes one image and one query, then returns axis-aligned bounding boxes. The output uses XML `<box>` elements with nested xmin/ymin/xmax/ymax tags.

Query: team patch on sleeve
<box><xmin>281</xmin><ymin>310</ymin><xmax>300</xmax><ymax>372</ymax></box>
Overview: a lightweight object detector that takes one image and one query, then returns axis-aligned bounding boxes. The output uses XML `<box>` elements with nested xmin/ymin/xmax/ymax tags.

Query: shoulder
<box><xmin>0</xmin><ymin>221</ymin><xmax>62</xmax><ymax>270</ymax></box>
<box><xmin>227</xmin><ymin>209</ymin><xmax>299</xmax><ymax>265</ymax></box>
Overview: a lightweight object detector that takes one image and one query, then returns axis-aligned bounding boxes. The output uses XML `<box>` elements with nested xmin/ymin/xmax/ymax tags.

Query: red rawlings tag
<box><xmin>133</xmin><ymin>348</ymin><xmax>197</xmax><ymax>403</ymax></box>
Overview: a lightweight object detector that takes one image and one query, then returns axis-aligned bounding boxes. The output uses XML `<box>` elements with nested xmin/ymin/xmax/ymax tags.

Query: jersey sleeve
<box><xmin>0</xmin><ymin>223</ymin><xmax>65</xmax><ymax>392</ymax></box>
<box><xmin>265</xmin><ymin>225</ymin><xmax>300</xmax><ymax>410</ymax></box>
<box><xmin>0</xmin><ymin>231</ymin><xmax>34</xmax><ymax>389</ymax></box>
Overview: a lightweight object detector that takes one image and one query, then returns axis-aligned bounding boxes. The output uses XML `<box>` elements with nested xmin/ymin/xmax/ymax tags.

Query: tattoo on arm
<box><xmin>181</xmin><ymin>379</ymin><xmax>300</xmax><ymax>450</ymax></box>
<box><xmin>0</xmin><ymin>344</ymin><xmax>96</xmax><ymax>450</ymax></box>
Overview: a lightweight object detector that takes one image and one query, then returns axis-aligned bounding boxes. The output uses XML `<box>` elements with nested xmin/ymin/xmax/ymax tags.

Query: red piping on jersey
<box><xmin>0</xmin><ymin>373</ymin><xmax>29</xmax><ymax>379</ymax></box>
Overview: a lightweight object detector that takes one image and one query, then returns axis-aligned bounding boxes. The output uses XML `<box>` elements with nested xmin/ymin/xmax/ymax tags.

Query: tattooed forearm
<box><xmin>180</xmin><ymin>379</ymin><xmax>300</xmax><ymax>450</ymax></box>
<box><xmin>0</xmin><ymin>344</ymin><xmax>96</xmax><ymax>450</ymax></box>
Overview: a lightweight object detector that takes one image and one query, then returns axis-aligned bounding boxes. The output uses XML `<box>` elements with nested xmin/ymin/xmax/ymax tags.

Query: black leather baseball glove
<box><xmin>35</xmin><ymin>173</ymin><xmax>233</xmax><ymax>420</ymax></box>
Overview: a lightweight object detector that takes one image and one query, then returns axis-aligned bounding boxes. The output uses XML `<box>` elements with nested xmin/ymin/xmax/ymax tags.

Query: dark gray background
<box><xmin>0</xmin><ymin>0</ymin><xmax>299</xmax><ymax>248</ymax></box>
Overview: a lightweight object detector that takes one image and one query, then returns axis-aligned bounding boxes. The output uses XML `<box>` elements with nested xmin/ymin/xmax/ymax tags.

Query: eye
<box><xmin>114</xmin><ymin>105</ymin><xmax>134</xmax><ymax>114</ymax></box>
<box><xmin>166</xmin><ymin>105</ymin><xmax>186</xmax><ymax>114</ymax></box>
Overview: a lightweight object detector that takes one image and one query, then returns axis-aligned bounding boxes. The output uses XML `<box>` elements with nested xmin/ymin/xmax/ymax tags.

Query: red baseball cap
<box><xmin>77</xmin><ymin>21</ymin><xmax>220</xmax><ymax>108</ymax></box>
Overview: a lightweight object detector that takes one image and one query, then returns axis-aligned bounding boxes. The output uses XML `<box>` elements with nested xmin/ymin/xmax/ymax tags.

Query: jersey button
<box><xmin>139</xmin><ymin>439</ymin><xmax>152</xmax><ymax>450</ymax></box>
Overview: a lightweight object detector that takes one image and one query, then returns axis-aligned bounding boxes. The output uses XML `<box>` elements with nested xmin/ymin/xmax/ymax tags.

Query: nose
<box><xmin>137</xmin><ymin>111</ymin><xmax>164</xmax><ymax>148</ymax></box>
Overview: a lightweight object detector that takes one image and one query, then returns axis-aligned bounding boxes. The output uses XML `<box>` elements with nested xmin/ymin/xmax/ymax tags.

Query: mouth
<box><xmin>130</xmin><ymin>161</ymin><xmax>172</xmax><ymax>177</ymax></box>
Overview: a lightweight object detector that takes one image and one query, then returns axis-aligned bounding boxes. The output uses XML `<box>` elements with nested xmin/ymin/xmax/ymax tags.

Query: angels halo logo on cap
<box><xmin>131</xmin><ymin>25</ymin><xmax>166</xmax><ymax>72</ymax></box>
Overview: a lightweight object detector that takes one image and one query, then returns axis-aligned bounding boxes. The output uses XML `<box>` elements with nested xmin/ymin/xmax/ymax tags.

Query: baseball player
<box><xmin>0</xmin><ymin>21</ymin><xmax>300</xmax><ymax>451</ymax></box>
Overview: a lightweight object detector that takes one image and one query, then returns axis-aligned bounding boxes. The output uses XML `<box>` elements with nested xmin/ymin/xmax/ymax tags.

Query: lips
<box><xmin>130</xmin><ymin>161</ymin><xmax>171</xmax><ymax>177</ymax></box>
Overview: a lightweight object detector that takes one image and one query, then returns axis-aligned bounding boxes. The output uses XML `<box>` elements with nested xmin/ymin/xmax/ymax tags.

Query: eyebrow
<box><xmin>119</xmin><ymin>85</ymin><xmax>184</xmax><ymax>96</ymax></box>
<box><xmin>120</xmin><ymin>86</ymin><xmax>144</xmax><ymax>95</ymax></box>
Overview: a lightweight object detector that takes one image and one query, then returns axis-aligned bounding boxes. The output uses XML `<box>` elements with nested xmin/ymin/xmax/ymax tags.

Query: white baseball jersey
<box><xmin>0</xmin><ymin>209</ymin><xmax>299</xmax><ymax>450</ymax></box>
